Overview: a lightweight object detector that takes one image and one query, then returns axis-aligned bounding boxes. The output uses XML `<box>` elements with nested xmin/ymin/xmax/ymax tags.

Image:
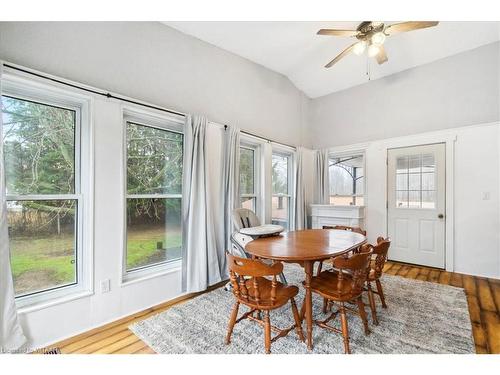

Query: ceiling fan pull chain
<box><xmin>366</xmin><ymin>56</ymin><xmax>371</xmax><ymax>81</ymax></box>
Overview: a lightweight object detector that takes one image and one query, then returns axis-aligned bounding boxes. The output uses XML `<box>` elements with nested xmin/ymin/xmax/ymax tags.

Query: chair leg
<box><xmin>264</xmin><ymin>310</ymin><xmax>271</xmax><ymax>354</ymax></box>
<box><xmin>317</xmin><ymin>261</ymin><xmax>323</xmax><ymax>276</ymax></box>
<box><xmin>299</xmin><ymin>296</ymin><xmax>306</xmax><ymax>321</ymax></box>
<box><xmin>356</xmin><ymin>296</ymin><xmax>370</xmax><ymax>335</ymax></box>
<box><xmin>339</xmin><ymin>303</ymin><xmax>350</xmax><ymax>354</ymax></box>
<box><xmin>375</xmin><ymin>279</ymin><xmax>387</xmax><ymax>308</ymax></box>
<box><xmin>290</xmin><ymin>298</ymin><xmax>305</xmax><ymax>342</ymax></box>
<box><xmin>225</xmin><ymin>302</ymin><xmax>240</xmax><ymax>344</ymax></box>
<box><xmin>367</xmin><ymin>282</ymin><xmax>379</xmax><ymax>326</ymax></box>
<box><xmin>322</xmin><ymin>297</ymin><xmax>328</xmax><ymax>314</ymax></box>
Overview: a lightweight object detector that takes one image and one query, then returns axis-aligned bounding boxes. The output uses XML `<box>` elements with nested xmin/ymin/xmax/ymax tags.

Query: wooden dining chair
<box><xmin>307</xmin><ymin>246</ymin><xmax>373</xmax><ymax>354</ymax></box>
<box><xmin>365</xmin><ymin>237</ymin><xmax>391</xmax><ymax>325</ymax></box>
<box><xmin>317</xmin><ymin>225</ymin><xmax>367</xmax><ymax>275</ymax></box>
<box><xmin>225</xmin><ymin>252</ymin><xmax>304</xmax><ymax>354</ymax></box>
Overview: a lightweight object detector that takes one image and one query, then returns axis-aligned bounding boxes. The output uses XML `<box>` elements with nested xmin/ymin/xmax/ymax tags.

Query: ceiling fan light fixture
<box><xmin>368</xmin><ymin>43</ymin><xmax>380</xmax><ymax>57</ymax></box>
<box><xmin>371</xmin><ymin>31</ymin><xmax>386</xmax><ymax>45</ymax></box>
<box><xmin>352</xmin><ymin>41</ymin><xmax>367</xmax><ymax>55</ymax></box>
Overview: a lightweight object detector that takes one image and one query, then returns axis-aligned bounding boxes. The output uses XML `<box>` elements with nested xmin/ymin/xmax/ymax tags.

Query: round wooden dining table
<box><xmin>245</xmin><ymin>229</ymin><xmax>366</xmax><ymax>350</ymax></box>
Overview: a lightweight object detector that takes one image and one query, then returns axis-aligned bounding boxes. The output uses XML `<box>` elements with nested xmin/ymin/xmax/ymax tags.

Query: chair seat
<box><xmin>307</xmin><ymin>271</ymin><xmax>361</xmax><ymax>301</ymax></box>
<box><xmin>242</xmin><ymin>277</ymin><xmax>299</xmax><ymax>309</ymax></box>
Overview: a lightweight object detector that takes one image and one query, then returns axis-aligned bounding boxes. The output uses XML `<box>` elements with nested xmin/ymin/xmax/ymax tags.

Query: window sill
<box><xmin>17</xmin><ymin>289</ymin><xmax>94</xmax><ymax>315</ymax></box>
<box><xmin>121</xmin><ymin>260</ymin><xmax>182</xmax><ymax>287</ymax></box>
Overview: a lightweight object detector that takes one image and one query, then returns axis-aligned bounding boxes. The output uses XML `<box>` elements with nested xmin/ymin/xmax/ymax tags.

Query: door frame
<box><xmin>386</xmin><ymin>142</ymin><xmax>447</xmax><ymax>269</ymax></box>
<box><xmin>384</xmin><ymin>135</ymin><xmax>456</xmax><ymax>272</ymax></box>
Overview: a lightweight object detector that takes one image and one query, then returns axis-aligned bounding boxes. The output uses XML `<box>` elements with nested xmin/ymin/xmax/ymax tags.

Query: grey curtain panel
<box><xmin>222</xmin><ymin>125</ymin><xmax>240</xmax><ymax>257</ymax></box>
<box><xmin>181</xmin><ymin>115</ymin><xmax>225</xmax><ymax>293</ymax></box>
<box><xmin>294</xmin><ymin>146</ymin><xmax>307</xmax><ymax>230</ymax></box>
<box><xmin>0</xmin><ymin>63</ymin><xmax>27</xmax><ymax>352</ymax></box>
<box><xmin>315</xmin><ymin>148</ymin><xmax>330</xmax><ymax>204</ymax></box>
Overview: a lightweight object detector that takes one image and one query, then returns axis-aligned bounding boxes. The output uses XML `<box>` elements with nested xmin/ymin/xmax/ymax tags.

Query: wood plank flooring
<box><xmin>43</xmin><ymin>262</ymin><xmax>500</xmax><ymax>354</ymax></box>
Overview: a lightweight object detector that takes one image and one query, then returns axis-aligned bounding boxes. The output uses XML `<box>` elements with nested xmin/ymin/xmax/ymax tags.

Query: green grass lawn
<box><xmin>126</xmin><ymin>226</ymin><xmax>182</xmax><ymax>270</ymax></box>
<box><xmin>10</xmin><ymin>226</ymin><xmax>182</xmax><ymax>295</ymax></box>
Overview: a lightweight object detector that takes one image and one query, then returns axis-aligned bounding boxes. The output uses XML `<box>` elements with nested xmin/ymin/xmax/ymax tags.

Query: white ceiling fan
<box><xmin>318</xmin><ymin>21</ymin><xmax>439</xmax><ymax>68</ymax></box>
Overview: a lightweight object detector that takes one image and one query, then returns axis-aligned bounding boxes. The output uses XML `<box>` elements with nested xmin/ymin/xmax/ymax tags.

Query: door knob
<box><xmin>438</xmin><ymin>214</ymin><xmax>444</xmax><ymax>219</ymax></box>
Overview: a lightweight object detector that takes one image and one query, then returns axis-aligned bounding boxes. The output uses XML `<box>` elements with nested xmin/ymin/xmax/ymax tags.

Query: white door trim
<box><xmin>381</xmin><ymin>134</ymin><xmax>456</xmax><ymax>271</ymax></box>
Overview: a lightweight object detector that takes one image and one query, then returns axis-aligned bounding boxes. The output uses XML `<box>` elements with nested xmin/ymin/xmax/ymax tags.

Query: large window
<box><xmin>125</xmin><ymin>119</ymin><xmax>183</xmax><ymax>274</ymax></box>
<box><xmin>271</xmin><ymin>152</ymin><xmax>292</xmax><ymax>230</ymax></box>
<box><xmin>329</xmin><ymin>154</ymin><xmax>364</xmax><ymax>206</ymax></box>
<box><xmin>240</xmin><ymin>145</ymin><xmax>258</xmax><ymax>212</ymax></box>
<box><xmin>2</xmin><ymin>95</ymin><xmax>81</xmax><ymax>298</ymax></box>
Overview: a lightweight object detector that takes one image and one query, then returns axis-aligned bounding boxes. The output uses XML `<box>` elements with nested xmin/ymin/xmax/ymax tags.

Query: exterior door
<box><xmin>387</xmin><ymin>143</ymin><xmax>446</xmax><ymax>268</ymax></box>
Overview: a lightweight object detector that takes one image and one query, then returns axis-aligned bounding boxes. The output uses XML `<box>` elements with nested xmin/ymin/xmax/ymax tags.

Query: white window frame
<box><xmin>2</xmin><ymin>71</ymin><xmax>94</xmax><ymax>311</ymax></box>
<box><xmin>328</xmin><ymin>151</ymin><xmax>366</xmax><ymax>206</ymax></box>
<box><xmin>271</xmin><ymin>148</ymin><xmax>295</xmax><ymax>231</ymax></box>
<box><xmin>121</xmin><ymin>106</ymin><xmax>184</xmax><ymax>283</ymax></box>
<box><xmin>239</xmin><ymin>139</ymin><xmax>261</xmax><ymax>216</ymax></box>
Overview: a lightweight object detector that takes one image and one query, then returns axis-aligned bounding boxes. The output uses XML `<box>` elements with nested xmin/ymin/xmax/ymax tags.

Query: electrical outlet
<box><xmin>482</xmin><ymin>192</ymin><xmax>490</xmax><ymax>200</ymax></box>
<box><xmin>100</xmin><ymin>279</ymin><xmax>111</xmax><ymax>293</ymax></box>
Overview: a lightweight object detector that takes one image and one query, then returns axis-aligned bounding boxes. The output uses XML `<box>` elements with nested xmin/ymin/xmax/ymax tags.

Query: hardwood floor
<box><xmin>44</xmin><ymin>262</ymin><xmax>500</xmax><ymax>354</ymax></box>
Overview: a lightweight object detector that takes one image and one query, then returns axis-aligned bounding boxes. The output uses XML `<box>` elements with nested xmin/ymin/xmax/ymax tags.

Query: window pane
<box><xmin>396</xmin><ymin>191</ymin><xmax>408</xmax><ymax>207</ymax></box>
<box><xmin>422</xmin><ymin>191</ymin><xmax>436</xmax><ymax>209</ymax></box>
<box><xmin>409</xmin><ymin>155</ymin><xmax>421</xmax><ymax>173</ymax></box>
<box><xmin>409</xmin><ymin>174</ymin><xmax>421</xmax><ymax>190</ymax></box>
<box><xmin>422</xmin><ymin>154</ymin><xmax>435</xmax><ymax>173</ymax></box>
<box><xmin>240</xmin><ymin>197</ymin><xmax>256</xmax><ymax>211</ymax></box>
<box><xmin>329</xmin><ymin>155</ymin><xmax>364</xmax><ymax>205</ymax></box>
<box><xmin>396</xmin><ymin>156</ymin><xmax>408</xmax><ymax>173</ymax></box>
<box><xmin>408</xmin><ymin>191</ymin><xmax>421</xmax><ymax>208</ymax></box>
<box><xmin>422</xmin><ymin>172</ymin><xmax>435</xmax><ymax>190</ymax></box>
<box><xmin>240</xmin><ymin>148</ymin><xmax>255</xmax><ymax>195</ymax></box>
<box><xmin>396</xmin><ymin>174</ymin><xmax>408</xmax><ymax>190</ymax></box>
<box><xmin>272</xmin><ymin>196</ymin><xmax>289</xmax><ymax>230</ymax></box>
<box><xmin>7</xmin><ymin>200</ymin><xmax>77</xmax><ymax>297</ymax></box>
<box><xmin>272</xmin><ymin>154</ymin><xmax>288</xmax><ymax>195</ymax></box>
<box><xmin>126</xmin><ymin>198</ymin><xmax>182</xmax><ymax>271</ymax></box>
<box><xmin>126</xmin><ymin>122</ymin><xmax>183</xmax><ymax>195</ymax></box>
<box><xmin>2</xmin><ymin>96</ymin><xmax>76</xmax><ymax>195</ymax></box>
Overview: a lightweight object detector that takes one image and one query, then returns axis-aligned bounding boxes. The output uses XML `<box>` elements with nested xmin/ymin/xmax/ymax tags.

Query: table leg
<box><xmin>304</xmin><ymin>260</ymin><xmax>314</xmax><ymax>350</ymax></box>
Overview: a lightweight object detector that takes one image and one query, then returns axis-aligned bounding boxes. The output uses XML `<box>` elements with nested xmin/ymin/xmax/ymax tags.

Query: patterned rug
<box><xmin>129</xmin><ymin>264</ymin><xmax>475</xmax><ymax>354</ymax></box>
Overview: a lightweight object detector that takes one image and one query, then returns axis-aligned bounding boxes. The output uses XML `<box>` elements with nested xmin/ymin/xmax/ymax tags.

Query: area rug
<box><xmin>129</xmin><ymin>265</ymin><xmax>475</xmax><ymax>354</ymax></box>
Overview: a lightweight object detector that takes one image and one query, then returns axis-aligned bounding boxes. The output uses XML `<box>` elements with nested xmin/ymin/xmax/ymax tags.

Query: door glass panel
<box><xmin>408</xmin><ymin>191</ymin><xmax>421</xmax><ymax>208</ymax></box>
<box><xmin>396</xmin><ymin>156</ymin><xmax>408</xmax><ymax>172</ymax></box>
<box><xmin>421</xmin><ymin>154</ymin><xmax>435</xmax><ymax>173</ymax></box>
<box><xmin>408</xmin><ymin>155</ymin><xmax>421</xmax><ymax>173</ymax></box>
<box><xmin>396</xmin><ymin>174</ymin><xmax>408</xmax><ymax>190</ymax></box>
<box><xmin>409</xmin><ymin>174</ymin><xmax>421</xmax><ymax>190</ymax></box>
<box><xmin>396</xmin><ymin>191</ymin><xmax>408</xmax><ymax>207</ymax></box>
<box><xmin>422</xmin><ymin>173</ymin><xmax>435</xmax><ymax>190</ymax></box>
<box><xmin>395</xmin><ymin>152</ymin><xmax>436</xmax><ymax>209</ymax></box>
<box><xmin>421</xmin><ymin>191</ymin><xmax>436</xmax><ymax>209</ymax></box>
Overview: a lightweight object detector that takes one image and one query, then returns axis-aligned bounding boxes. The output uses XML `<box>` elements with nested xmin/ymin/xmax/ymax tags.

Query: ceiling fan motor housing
<box><xmin>356</xmin><ymin>21</ymin><xmax>385</xmax><ymax>40</ymax></box>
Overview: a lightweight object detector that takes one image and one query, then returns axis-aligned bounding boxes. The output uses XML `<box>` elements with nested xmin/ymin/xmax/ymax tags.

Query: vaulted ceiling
<box><xmin>163</xmin><ymin>21</ymin><xmax>500</xmax><ymax>98</ymax></box>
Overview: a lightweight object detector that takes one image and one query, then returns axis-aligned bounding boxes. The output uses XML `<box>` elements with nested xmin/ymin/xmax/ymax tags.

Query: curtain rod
<box><xmin>4</xmin><ymin>62</ymin><xmax>297</xmax><ymax>150</ymax></box>
<box><xmin>224</xmin><ymin>125</ymin><xmax>296</xmax><ymax>150</ymax></box>
<box><xmin>3</xmin><ymin>63</ymin><xmax>185</xmax><ymax>118</ymax></box>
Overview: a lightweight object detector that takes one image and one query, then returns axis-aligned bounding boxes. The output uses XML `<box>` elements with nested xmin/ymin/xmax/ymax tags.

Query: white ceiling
<box><xmin>163</xmin><ymin>21</ymin><xmax>500</xmax><ymax>98</ymax></box>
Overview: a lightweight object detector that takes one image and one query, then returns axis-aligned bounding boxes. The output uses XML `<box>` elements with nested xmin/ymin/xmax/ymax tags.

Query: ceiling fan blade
<box><xmin>385</xmin><ymin>21</ymin><xmax>439</xmax><ymax>35</ymax></box>
<box><xmin>325</xmin><ymin>43</ymin><xmax>357</xmax><ymax>68</ymax></box>
<box><xmin>317</xmin><ymin>29</ymin><xmax>359</xmax><ymax>37</ymax></box>
<box><xmin>376</xmin><ymin>45</ymin><xmax>388</xmax><ymax>64</ymax></box>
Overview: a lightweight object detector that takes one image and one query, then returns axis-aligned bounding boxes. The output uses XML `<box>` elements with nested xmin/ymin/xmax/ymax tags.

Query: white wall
<box><xmin>0</xmin><ymin>21</ymin><xmax>309</xmax><ymax>147</ymax></box>
<box><xmin>307</xmin><ymin>42</ymin><xmax>500</xmax><ymax>148</ymax></box>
